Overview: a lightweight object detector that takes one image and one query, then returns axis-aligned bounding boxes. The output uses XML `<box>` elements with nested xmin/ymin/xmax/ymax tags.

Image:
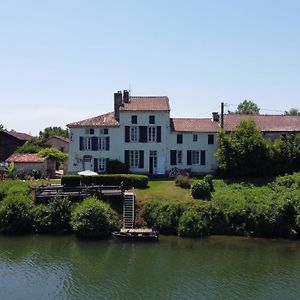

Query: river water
<box><xmin>0</xmin><ymin>234</ymin><xmax>300</xmax><ymax>299</ymax></box>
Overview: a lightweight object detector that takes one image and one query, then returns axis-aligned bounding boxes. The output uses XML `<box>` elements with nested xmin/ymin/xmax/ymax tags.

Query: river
<box><xmin>0</xmin><ymin>234</ymin><xmax>299</xmax><ymax>299</ymax></box>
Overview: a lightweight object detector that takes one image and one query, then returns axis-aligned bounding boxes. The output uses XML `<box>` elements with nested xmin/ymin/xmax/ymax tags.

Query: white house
<box><xmin>67</xmin><ymin>90</ymin><xmax>219</xmax><ymax>175</ymax></box>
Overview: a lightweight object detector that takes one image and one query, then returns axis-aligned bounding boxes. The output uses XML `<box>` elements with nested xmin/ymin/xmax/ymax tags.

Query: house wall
<box><xmin>46</xmin><ymin>137</ymin><xmax>69</xmax><ymax>153</ymax></box>
<box><xmin>0</xmin><ymin>132</ymin><xmax>26</xmax><ymax>161</ymax></box>
<box><xmin>167</xmin><ymin>132</ymin><xmax>218</xmax><ymax>173</ymax></box>
<box><xmin>14</xmin><ymin>162</ymin><xmax>46</xmax><ymax>172</ymax></box>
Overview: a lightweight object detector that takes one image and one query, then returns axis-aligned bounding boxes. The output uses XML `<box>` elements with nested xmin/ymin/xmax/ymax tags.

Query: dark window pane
<box><xmin>131</xmin><ymin>115</ymin><xmax>137</xmax><ymax>124</ymax></box>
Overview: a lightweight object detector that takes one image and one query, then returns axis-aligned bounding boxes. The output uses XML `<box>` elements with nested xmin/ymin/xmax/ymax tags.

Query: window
<box><xmin>170</xmin><ymin>150</ymin><xmax>182</xmax><ymax>165</ymax></box>
<box><xmin>125</xmin><ymin>150</ymin><xmax>144</xmax><ymax>169</ymax></box>
<box><xmin>80</xmin><ymin>137</ymin><xmax>92</xmax><ymax>150</ymax></box>
<box><xmin>177</xmin><ymin>150</ymin><xmax>182</xmax><ymax>164</ymax></box>
<box><xmin>130</xmin><ymin>126</ymin><xmax>138</xmax><ymax>142</ymax></box>
<box><xmin>149</xmin><ymin>115</ymin><xmax>155</xmax><ymax>124</ymax></box>
<box><xmin>130</xmin><ymin>150</ymin><xmax>140</xmax><ymax>168</ymax></box>
<box><xmin>98</xmin><ymin>158</ymin><xmax>106</xmax><ymax>172</ymax></box>
<box><xmin>98</xmin><ymin>136</ymin><xmax>106</xmax><ymax>150</ymax></box>
<box><xmin>208</xmin><ymin>134</ymin><xmax>214</xmax><ymax>144</ymax></box>
<box><xmin>131</xmin><ymin>115</ymin><xmax>137</xmax><ymax>124</ymax></box>
<box><xmin>191</xmin><ymin>150</ymin><xmax>200</xmax><ymax>165</ymax></box>
<box><xmin>177</xmin><ymin>134</ymin><xmax>183</xmax><ymax>144</ymax></box>
<box><xmin>85</xmin><ymin>128</ymin><xmax>94</xmax><ymax>135</ymax></box>
<box><xmin>193</xmin><ymin>134</ymin><xmax>198</xmax><ymax>142</ymax></box>
<box><xmin>148</xmin><ymin>126</ymin><xmax>156</xmax><ymax>142</ymax></box>
<box><xmin>100</xmin><ymin>128</ymin><xmax>109</xmax><ymax>135</ymax></box>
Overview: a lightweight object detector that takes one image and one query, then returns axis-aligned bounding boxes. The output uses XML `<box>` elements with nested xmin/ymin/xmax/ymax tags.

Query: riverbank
<box><xmin>0</xmin><ymin>172</ymin><xmax>299</xmax><ymax>239</ymax></box>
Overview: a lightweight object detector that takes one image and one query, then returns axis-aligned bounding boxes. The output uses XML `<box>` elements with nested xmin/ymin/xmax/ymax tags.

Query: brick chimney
<box><xmin>114</xmin><ymin>91</ymin><xmax>123</xmax><ymax>121</ymax></box>
<box><xmin>212</xmin><ymin>112</ymin><xmax>220</xmax><ymax>122</ymax></box>
<box><xmin>123</xmin><ymin>90</ymin><xmax>129</xmax><ymax>103</ymax></box>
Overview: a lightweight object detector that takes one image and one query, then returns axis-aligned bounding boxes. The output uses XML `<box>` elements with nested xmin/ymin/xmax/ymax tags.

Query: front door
<box><xmin>83</xmin><ymin>156</ymin><xmax>92</xmax><ymax>170</ymax></box>
<box><xmin>149</xmin><ymin>151</ymin><xmax>157</xmax><ymax>175</ymax></box>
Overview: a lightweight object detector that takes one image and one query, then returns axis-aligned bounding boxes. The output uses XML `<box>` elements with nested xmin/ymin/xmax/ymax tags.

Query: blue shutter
<box><xmin>187</xmin><ymin>150</ymin><xmax>192</xmax><ymax>165</ymax></box>
<box><xmin>201</xmin><ymin>150</ymin><xmax>206</xmax><ymax>165</ymax></box>
<box><xmin>139</xmin><ymin>150</ymin><xmax>144</xmax><ymax>168</ymax></box>
<box><xmin>106</xmin><ymin>136</ymin><xmax>110</xmax><ymax>151</ymax></box>
<box><xmin>94</xmin><ymin>158</ymin><xmax>98</xmax><ymax>172</ymax></box>
<box><xmin>125</xmin><ymin>126</ymin><xmax>130</xmax><ymax>142</ymax></box>
<box><xmin>170</xmin><ymin>150</ymin><xmax>177</xmax><ymax>165</ymax></box>
<box><xmin>157</xmin><ymin>126</ymin><xmax>161</xmax><ymax>143</ymax></box>
<box><xmin>125</xmin><ymin>150</ymin><xmax>129</xmax><ymax>167</ymax></box>
<box><xmin>92</xmin><ymin>137</ymin><xmax>98</xmax><ymax>151</ymax></box>
<box><xmin>79</xmin><ymin>137</ymin><xmax>83</xmax><ymax>151</ymax></box>
<box><xmin>139</xmin><ymin>126</ymin><xmax>147</xmax><ymax>143</ymax></box>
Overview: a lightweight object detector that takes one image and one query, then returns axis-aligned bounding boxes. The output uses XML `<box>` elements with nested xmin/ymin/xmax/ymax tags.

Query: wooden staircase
<box><xmin>123</xmin><ymin>192</ymin><xmax>135</xmax><ymax>229</ymax></box>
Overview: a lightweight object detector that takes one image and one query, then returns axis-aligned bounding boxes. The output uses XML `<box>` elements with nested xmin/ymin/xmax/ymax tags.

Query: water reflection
<box><xmin>0</xmin><ymin>235</ymin><xmax>299</xmax><ymax>299</ymax></box>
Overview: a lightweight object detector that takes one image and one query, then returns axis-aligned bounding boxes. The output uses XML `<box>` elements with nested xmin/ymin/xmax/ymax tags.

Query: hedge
<box><xmin>62</xmin><ymin>174</ymin><xmax>149</xmax><ymax>189</ymax></box>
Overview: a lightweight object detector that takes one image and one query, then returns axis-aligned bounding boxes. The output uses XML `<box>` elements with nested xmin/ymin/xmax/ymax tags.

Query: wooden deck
<box><xmin>34</xmin><ymin>185</ymin><xmax>124</xmax><ymax>201</ymax></box>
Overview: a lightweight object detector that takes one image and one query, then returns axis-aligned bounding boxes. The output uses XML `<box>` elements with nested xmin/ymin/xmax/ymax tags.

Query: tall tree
<box><xmin>229</xmin><ymin>100</ymin><xmax>260</xmax><ymax>115</ymax></box>
<box><xmin>39</xmin><ymin>127</ymin><xmax>69</xmax><ymax>139</ymax></box>
<box><xmin>284</xmin><ymin>108</ymin><xmax>300</xmax><ymax>116</ymax></box>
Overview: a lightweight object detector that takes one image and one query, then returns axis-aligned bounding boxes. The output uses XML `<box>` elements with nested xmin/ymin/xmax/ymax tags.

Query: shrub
<box><xmin>178</xmin><ymin>203</ymin><xmax>218</xmax><ymax>237</ymax></box>
<box><xmin>0</xmin><ymin>180</ymin><xmax>30</xmax><ymax>201</ymax></box>
<box><xmin>141</xmin><ymin>200</ymin><xmax>186</xmax><ymax>234</ymax></box>
<box><xmin>106</xmin><ymin>160</ymin><xmax>129</xmax><ymax>174</ymax></box>
<box><xmin>71</xmin><ymin>197</ymin><xmax>119</xmax><ymax>238</ymax></box>
<box><xmin>203</xmin><ymin>174</ymin><xmax>214</xmax><ymax>191</ymax></box>
<box><xmin>175</xmin><ymin>175</ymin><xmax>191</xmax><ymax>189</ymax></box>
<box><xmin>31</xmin><ymin>205</ymin><xmax>52</xmax><ymax>233</ymax></box>
<box><xmin>0</xmin><ymin>193</ymin><xmax>33</xmax><ymax>233</ymax></box>
<box><xmin>191</xmin><ymin>180</ymin><xmax>211</xmax><ymax>200</ymax></box>
<box><xmin>275</xmin><ymin>172</ymin><xmax>300</xmax><ymax>189</ymax></box>
<box><xmin>62</xmin><ymin>174</ymin><xmax>148</xmax><ymax>189</ymax></box>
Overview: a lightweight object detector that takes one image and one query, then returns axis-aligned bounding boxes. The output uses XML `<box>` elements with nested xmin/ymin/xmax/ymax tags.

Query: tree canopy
<box><xmin>39</xmin><ymin>127</ymin><xmax>69</xmax><ymax>139</ymax></box>
<box><xmin>284</xmin><ymin>108</ymin><xmax>300</xmax><ymax>116</ymax></box>
<box><xmin>229</xmin><ymin>100</ymin><xmax>260</xmax><ymax>115</ymax></box>
<box><xmin>38</xmin><ymin>148</ymin><xmax>68</xmax><ymax>163</ymax></box>
<box><xmin>16</xmin><ymin>137</ymin><xmax>46</xmax><ymax>153</ymax></box>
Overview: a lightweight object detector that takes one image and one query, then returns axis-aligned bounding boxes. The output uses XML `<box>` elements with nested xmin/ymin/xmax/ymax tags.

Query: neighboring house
<box><xmin>45</xmin><ymin>135</ymin><xmax>69</xmax><ymax>173</ymax></box>
<box><xmin>6</xmin><ymin>153</ymin><xmax>56</xmax><ymax>176</ymax></box>
<box><xmin>45</xmin><ymin>136</ymin><xmax>69</xmax><ymax>153</ymax></box>
<box><xmin>223</xmin><ymin>114</ymin><xmax>300</xmax><ymax>139</ymax></box>
<box><xmin>67</xmin><ymin>90</ymin><xmax>219</xmax><ymax>175</ymax></box>
<box><xmin>0</xmin><ymin>130</ymin><xmax>31</xmax><ymax>161</ymax></box>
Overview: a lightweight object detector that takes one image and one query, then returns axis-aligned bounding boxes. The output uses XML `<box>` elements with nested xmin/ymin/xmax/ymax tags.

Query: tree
<box><xmin>229</xmin><ymin>100</ymin><xmax>260</xmax><ymax>115</ymax></box>
<box><xmin>216</xmin><ymin>120</ymin><xmax>269</xmax><ymax>177</ymax></box>
<box><xmin>39</xmin><ymin>127</ymin><xmax>69</xmax><ymax>139</ymax></box>
<box><xmin>38</xmin><ymin>148</ymin><xmax>68</xmax><ymax>164</ymax></box>
<box><xmin>284</xmin><ymin>108</ymin><xmax>300</xmax><ymax>116</ymax></box>
<box><xmin>16</xmin><ymin>137</ymin><xmax>46</xmax><ymax>153</ymax></box>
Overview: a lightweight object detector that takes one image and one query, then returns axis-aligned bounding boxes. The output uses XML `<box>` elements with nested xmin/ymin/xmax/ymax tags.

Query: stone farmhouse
<box><xmin>67</xmin><ymin>90</ymin><xmax>300</xmax><ymax>175</ymax></box>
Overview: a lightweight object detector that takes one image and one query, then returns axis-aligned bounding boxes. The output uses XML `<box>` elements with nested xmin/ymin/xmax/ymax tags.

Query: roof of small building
<box><xmin>223</xmin><ymin>114</ymin><xmax>300</xmax><ymax>132</ymax></box>
<box><xmin>67</xmin><ymin>112</ymin><xmax>119</xmax><ymax>128</ymax></box>
<box><xmin>171</xmin><ymin>118</ymin><xmax>219</xmax><ymax>132</ymax></box>
<box><xmin>120</xmin><ymin>96</ymin><xmax>170</xmax><ymax>111</ymax></box>
<box><xmin>7</xmin><ymin>153</ymin><xmax>46</xmax><ymax>163</ymax></box>
<box><xmin>46</xmin><ymin>135</ymin><xmax>69</xmax><ymax>143</ymax></box>
<box><xmin>3</xmin><ymin>130</ymin><xmax>32</xmax><ymax>141</ymax></box>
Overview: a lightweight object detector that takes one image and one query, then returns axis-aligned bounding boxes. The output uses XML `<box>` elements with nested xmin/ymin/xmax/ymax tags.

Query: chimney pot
<box><xmin>123</xmin><ymin>90</ymin><xmax>129</xmax><ymax>103</ymax></box>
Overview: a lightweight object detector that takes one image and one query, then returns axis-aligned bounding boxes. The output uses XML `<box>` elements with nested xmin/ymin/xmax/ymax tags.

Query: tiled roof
<box><xmin>224</xmin><ymin>114</ymin><xmax>300</xmax><ymax>132</ymax></box>
<box><xmin>4</xmin><ymin>130</ymin><xmax>31</xmax><ymax>141</ymax></box>
<box><xmin>171</xmin><ymin>118</ymin><xmax>219</xmax><ymax>132</ymax></box>
<box><xmin>46</xmin><ymin>136</ymin><xmax>69</xmax><ymax>143</ymax></box>
<box><xmin>67</xmin><ymin>112</ymin><xmax>119</xmax><ymax>128</ymax></box>
<box><xmin>7</xmin><ymin>153</ymin><xmax>46</xmax><ymax>163</ymax></box>
<box><xmin>120</xmin><ymin>96</ymin><xmax>170</xmax><ymax>111</ymax></box>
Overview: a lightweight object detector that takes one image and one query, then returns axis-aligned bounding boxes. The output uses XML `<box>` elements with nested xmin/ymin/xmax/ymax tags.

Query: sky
<box><xmin>1</xmin><ymin>0</ymin><xmax>300</xmax><ymax>136</ymax></box>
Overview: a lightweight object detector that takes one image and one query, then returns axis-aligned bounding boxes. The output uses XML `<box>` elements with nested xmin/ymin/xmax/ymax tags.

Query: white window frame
<box><xmin>82</xmin><ymin>137</ymin><xmax>92</xmax><ymax>150</ymax></box>
<box><xmin>130</xmin><ymin>126</ymin><xmax>138</xmax><ymax>142</ymax></box>
<box><xmin>191</xmin><ymin>150</ymin><xmax>200</xmax><ymax>165</ymax></box>
<box><xmin>148</xmin><ymin>126</ymin><xmax>156</xmax><ymax>142</ymax></box>
<box><xmin>177</xmin><ymin>150</ymin><xmax>182</xmax><ymax>165</ymax></box>
<box><xmin>98</xmin><ymin>158</ymin><xmax>106</xmax><ymax>172</ymax></box>
<box><xmin>129</xmin><ymin>150</ymin><xmax>140</xmax><ymax>168</ymax></box>
<box><xmin>98</xmin><ymin>136</ymin><xmax>106</xmax><ymax>150</ymax></box>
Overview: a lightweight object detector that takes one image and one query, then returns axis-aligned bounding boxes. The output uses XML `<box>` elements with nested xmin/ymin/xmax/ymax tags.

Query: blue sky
<box><xmin>1</xmin><ymin>0</ymin><xmax>299</xmax><ymax>135</ymax></box>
